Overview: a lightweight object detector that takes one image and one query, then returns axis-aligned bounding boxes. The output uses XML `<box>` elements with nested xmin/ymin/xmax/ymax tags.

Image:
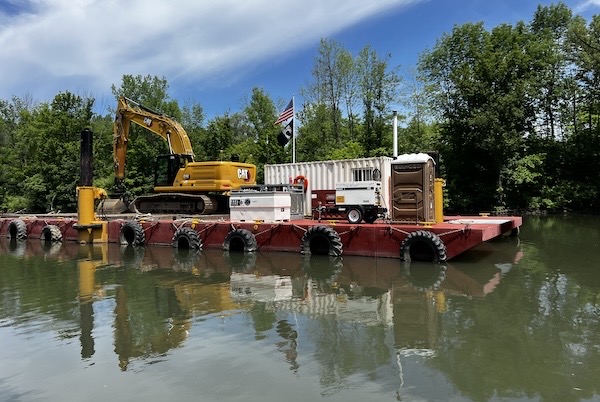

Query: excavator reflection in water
<box><xmin>100</xmin><ymin>96</ymin><xmax>256</xmax><ymax>215</ymax></box>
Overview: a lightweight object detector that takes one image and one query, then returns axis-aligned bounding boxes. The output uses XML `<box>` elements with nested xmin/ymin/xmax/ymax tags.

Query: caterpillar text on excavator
<box><xmin>99</xmin><ymin>96</ymin><xmax>256</xmax><ymax>215</ymax></box>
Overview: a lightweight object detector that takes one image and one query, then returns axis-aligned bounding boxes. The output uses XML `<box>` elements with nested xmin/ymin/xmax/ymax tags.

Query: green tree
<box><xmin>0</xmin><ymin>96</ymin><xmax>36</xmax><ymax>211</ymax></box>
<box><xmin>2</xmin><ymin>92</ymin><xmax>94</xmax><ymax>212</ymax></box>
<box><xmin>302</xmin><ymin>38</ymin><xmax>352</xmax><ymax>144</ymax></box>
<box><xmin>564</xmin><ymin>14</ymin><xmax>600</xmax><ymax>210</ymax></box>
<box><xmin>296</xmin><ymin>102</ymin><xmax>336</xmax><ymax>162</ymax></box>
<box><xmin>180</xmin><ymin>99</ymin><xmax>206</xmax><ymax>156</ymax></box>
<box><xmin>244</xmin><ymin>88</ymin><xmax>287</xmax><ymax>182</ymax></box>
<box><xmin>397</xmin><ymin>118</ymin><xmax>440</xmax><ymax>155</ymax></box>
<box><xmin>356</xmin><ymin>45</ymin><xmax>400</xmax><ymax>156</ymax></box>
<box><xmin>299</xmin><ymin>39</ymin><xmax>401</xmax><ymax>162</ymax></box>
<box><xmin>419</xmin><ymin>22</ymin><xmax>539</xmax><ymax>212</ymax></box>
<box><xmin>200</xmin><ymin>113</ymin><xmax>240</xmax><ymax>162</ymax></box>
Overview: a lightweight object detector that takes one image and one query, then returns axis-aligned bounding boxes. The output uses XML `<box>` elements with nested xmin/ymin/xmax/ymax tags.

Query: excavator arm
<box><xmin>113</xmin><ymin>96</ymin><xmax>195</xmax><ymax>186</ymax></box>
<box><xmin>103</xmin><ymin>96</ymin><xmax>257</xmax><ymax>215</ymax></box>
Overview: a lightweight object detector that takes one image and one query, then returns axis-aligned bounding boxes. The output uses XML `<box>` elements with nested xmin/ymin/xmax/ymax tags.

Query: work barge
<box><xmin>0</xmin><ymin>213</ymin><xmax>521</xmax><ymax>262</ymax></box>
<box><xmin>2</xmin><ymin>152</ymin><xmax>522</xmax><ymax>263</ymax></box>
<box><xmin>0</xmin><ymin>129</ymin><xmax>521</xmax><ymax>262</ymax></box>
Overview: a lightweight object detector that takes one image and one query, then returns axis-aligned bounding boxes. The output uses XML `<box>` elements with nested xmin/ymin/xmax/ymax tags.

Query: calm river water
<box><xmin>0</xmin><ymin>215</ymin><xmax>599</xmax><ymax>402</ymax></box>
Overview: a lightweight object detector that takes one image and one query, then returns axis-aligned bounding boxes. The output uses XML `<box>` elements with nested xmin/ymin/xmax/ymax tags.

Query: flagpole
<box><xmin>292</xmin><ymin>95</ymin><xmax>296</xmax><ymax>164</ymax></box>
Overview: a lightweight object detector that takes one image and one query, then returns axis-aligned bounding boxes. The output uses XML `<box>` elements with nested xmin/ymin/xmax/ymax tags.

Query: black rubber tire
<box><xmin>363</xmin><ymin>211</ymin><xmax>377</xmax><ymax>224</ymax></box>
<box><xmin>8</xmin><ymin>219</ymin><xmax>27</xmax><ymax>240</ymax></box>
<box><xmin>346</xmin><ymin>207</ymin><xmax>363</xmax><ymax>224</ymax></box>
<box><xmin>223</xmin><ymin>251</ymin><xmax>258</xmax><ymax>271</ymax></box>
<box><xmin>8</xmin><ymin>239</ymin><xmax>26</xmax><ymax>257</ymax></box>
<box><xmin>223</xmin><ymin>228</ymin><xmax>257</xmax><ymax>252</ymax></box>
<box><xmin>173</xmin><ymin>247</ymin><xmax>201</xmax><ymax>271</ymax></box>
<box><xmin>119</xmin><ymin>221</ymin><xmax>145</xmax><ymax>246</ymax></box>
<box><xmin>40</xmin><ymin>225</ymin><xmax>62</xmax><ymax>242</ymax></box>
<box><xmin>400</xmin><ymin>230</ymin><xmax>447</xmax><ymax>263</ymax></box>
<box><xmin>41</xmin><ymin>240</ymin><xmax>62</xmax><ymax>256</ymax></box>
<box><xmin>120</xmin><ymin>245</ymin><xmax>145</xmax><ymax>267</ymax></box>
<box><xmin>402</xmin><ymin>261</ymin><xmax>448</xmax><ymax>290</ymax></box>
<box><xmin>301</xmin><ymin>225</ymin><xmax>343</xmax><ymax>257</ymax></box>
<box><xmin>172</xmin><ymin>227</ymin><xmax>202</xmax><ymax>250</ymax></box>
<box><xmin>301</xmin><ymin>255</ymin><xmax>343</xmax><ymax>279</ymax></box>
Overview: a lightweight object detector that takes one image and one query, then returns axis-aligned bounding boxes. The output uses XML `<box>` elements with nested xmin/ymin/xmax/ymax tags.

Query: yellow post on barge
<box><xmin>73</xmin><ymin>128</ymin><xmax>108</xmax><ymax>244</ymax></box>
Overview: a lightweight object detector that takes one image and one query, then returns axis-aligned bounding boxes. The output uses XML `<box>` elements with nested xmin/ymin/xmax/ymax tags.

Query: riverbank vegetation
<box><xmin>0</xmin><ymin>3</ymin><xmax>598</xmax><ymax>214</ymax></box>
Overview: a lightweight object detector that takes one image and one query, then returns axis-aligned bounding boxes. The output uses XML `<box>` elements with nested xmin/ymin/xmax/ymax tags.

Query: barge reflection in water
<box><xmin>1</xmin><ymin>227</ymin><xmax>588</xmax><ymax>401</ymax></box>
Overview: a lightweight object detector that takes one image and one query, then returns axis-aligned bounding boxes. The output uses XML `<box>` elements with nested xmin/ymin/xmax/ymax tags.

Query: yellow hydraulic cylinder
<box><xmin>76</xmin><ymin>186</ymin><xmax>108</xmax><ymax>243</ymax></box>
<box><xmin>78</xmin><ymin>186</ymin><xmax>96</xmax><ymax>224</ymax></box>
<box><xmin>78</xmin><ymin>259</ymin><xmax>97</xmax><ymax>302</ymax></box>
<box><xmin>434</xmin><ymin>178</ymin><xmax>445</xmax><ymax>224</ymax></box>
<box><xmin>77</xmin><ymin>243</ymin><xmax>108</xmax><ymax>299</ymax></box>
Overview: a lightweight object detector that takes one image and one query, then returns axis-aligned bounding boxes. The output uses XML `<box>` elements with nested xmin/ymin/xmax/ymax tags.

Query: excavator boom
<box><xmin>113</xmin><ymin>96</ymin><xmax>195</xmax><ymax>184</ymax></box>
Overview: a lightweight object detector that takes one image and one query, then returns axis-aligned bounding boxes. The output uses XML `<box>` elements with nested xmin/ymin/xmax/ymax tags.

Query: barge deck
<box><xmin>0</xmin><ymin>214</ymin><xmax>522</xmax><ymax>262</ymax></box>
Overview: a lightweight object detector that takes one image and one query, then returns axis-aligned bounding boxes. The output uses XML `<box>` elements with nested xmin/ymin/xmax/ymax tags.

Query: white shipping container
<box><xmin>230</xmin><ymin>191</ymin><xmax>291</xmax><ymax>222</ymax></box>
<box><xmin>265</xmin><ymin>156</ymin><xmax>394</xmax><ymax>215</ymax></box>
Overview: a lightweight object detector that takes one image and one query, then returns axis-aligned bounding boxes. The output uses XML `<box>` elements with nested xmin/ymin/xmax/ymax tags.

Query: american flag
<box><xmin>274</xmin><ymin>99</ymin><xmax>294</xmax><ymax>125</ymax></box>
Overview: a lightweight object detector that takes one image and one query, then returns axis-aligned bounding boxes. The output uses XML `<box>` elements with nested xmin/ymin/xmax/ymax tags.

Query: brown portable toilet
<box><xmin>390</xmin><ymin>153</ymin><xmax>436</xmax><ymax>223</ymax></box>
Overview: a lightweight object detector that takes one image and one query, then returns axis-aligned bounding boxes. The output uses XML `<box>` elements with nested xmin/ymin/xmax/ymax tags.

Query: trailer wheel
<box><xmin>172</xmin><ymin>227</ymin><xmax>202</xmax><ymax>250</ymax></box>
<box><xmin>8</xmin><ymin>219</ymin><xmax>27</xmax><ymax>240</ymax></box>
<box><xmin>400</xmin><ymin>230</ymin><xmax>447</xmax><ymax>263</ymax></box>
<box><xmin>346</xmin><ymin>207</ymin><xmax>363</xmax><ymax>224</ymax></box>
<box><xmin>364</xmin><ymin>210</ymin><xmax>377</xmax><ymax>224</ymax></box>
<box><xmin>301</xmin><ymin>225</ymin><xmax>343</xmax><ymax>256</ymax></box>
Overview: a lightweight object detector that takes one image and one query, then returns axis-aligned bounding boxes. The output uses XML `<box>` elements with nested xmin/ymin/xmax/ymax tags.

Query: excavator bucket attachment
<box><xmin>96</xmin><ymin>198</ymin><xmax>130</xmax><ymax>215</ymax></box>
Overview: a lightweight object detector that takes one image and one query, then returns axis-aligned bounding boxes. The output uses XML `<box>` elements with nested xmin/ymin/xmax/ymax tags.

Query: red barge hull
<box><xmin>0</xmin><ymin>215</ymin><xmax>522</xmax><ymax>261</ymax></box>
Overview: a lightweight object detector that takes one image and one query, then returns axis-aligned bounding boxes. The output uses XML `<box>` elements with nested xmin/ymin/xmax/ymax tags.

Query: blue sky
<box><xmin>0</xmin><ymin>0</ymin><xmax>598</xmax><ymax>119</ymax></box>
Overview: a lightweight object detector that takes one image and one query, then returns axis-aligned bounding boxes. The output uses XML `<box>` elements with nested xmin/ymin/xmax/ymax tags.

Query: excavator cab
<box><xmin>154</xmin><ymin>154</ymin><xmax>193</xmax><ymax>187</ymax></box>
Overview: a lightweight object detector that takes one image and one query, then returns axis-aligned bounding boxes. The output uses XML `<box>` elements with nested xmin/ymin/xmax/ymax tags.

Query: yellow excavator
<box><xmin>100</xmin><ymin>96</ymin><xmax>256</xmax><ymax>215</ymax></box>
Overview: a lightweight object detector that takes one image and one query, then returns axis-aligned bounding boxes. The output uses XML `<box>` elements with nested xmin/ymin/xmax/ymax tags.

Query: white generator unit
<box><xmin>328</xmin><ymin>181</ymin><xmax>387</xmax><ymax>224</ymax></box>
<box><xmin>229</xmin><ymin>191</ymin><xmax>291</xmax><ymax>222</ymax></box>
<box><xmin>335</xmin><ymin>181</ymin><xmax>383</xmax><ymax>206</ymax></box>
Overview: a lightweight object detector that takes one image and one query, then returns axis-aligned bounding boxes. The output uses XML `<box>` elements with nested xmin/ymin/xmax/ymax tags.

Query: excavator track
<box><xmin>130</xmin><ymin>193</ymin><xmax>225</xmax><ymax>215</ymax></box>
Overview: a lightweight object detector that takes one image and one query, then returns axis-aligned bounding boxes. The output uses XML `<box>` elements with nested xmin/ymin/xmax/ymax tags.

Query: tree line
<box><xmin>0</xmin><ymin>3</ymin><xmax>598</xmax><ymax>215</ymax></box>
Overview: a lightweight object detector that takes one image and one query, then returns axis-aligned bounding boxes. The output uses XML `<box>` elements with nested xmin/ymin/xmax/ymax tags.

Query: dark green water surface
<box><xmin>0</xmin><ymin>215</ymin><xmax>598</xmax><ymax>401</ymax></box>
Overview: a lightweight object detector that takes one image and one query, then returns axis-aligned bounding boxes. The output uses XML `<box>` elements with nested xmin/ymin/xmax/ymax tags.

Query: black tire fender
<box><xmin>40</xmin><ymin>224</ymin><xmax>62</xmax><ymax>242</ymax></box>
<box><xmin>400</xmin><ymin>230</ymin><xmax>447</xmax><ymax>262</ymax></box>
<box><xmin>223</xmin><ymin>228</ymin><xmax>257</xmax><ymax>252</ymax></box>
<box><xmin>8</xmin><ymin>219</ymin><xmax>27</xmax><ymax>240</ymax></box>
<box><xmin>172</xmin><ymin>227</ymin><xmax>202</xmax><ymax>250</ymax></box>
<box><xmin>300</xmin><ymin>225</ymin><xmax>343</xmax><ymax>257</ymax></box>
<box><xmin>119</xmin><ymin>221</ymin><xmax>145</xmax><ymax>246</ymax></box>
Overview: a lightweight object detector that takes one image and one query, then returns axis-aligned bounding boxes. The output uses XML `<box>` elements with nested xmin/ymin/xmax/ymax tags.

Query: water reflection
<box><xmin>0</xmin><ymin>238</ymin><xmax>518</xmax><ymax>368</ymax></box>
<box><xmin>6</xmin><ymin>221</ymin><xmax>596</xmax><ymax>401</ymax></box>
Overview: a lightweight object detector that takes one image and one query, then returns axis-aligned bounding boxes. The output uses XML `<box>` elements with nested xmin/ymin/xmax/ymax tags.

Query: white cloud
<box><xmin>0</xmin><ymin>0</ymin><xmax>418</xmax><ymax>104</ymax></box>
<box><xmin>575</xmin><ymin>0</ymin><xmax>600</xmax><ymax>11</ymax></box>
